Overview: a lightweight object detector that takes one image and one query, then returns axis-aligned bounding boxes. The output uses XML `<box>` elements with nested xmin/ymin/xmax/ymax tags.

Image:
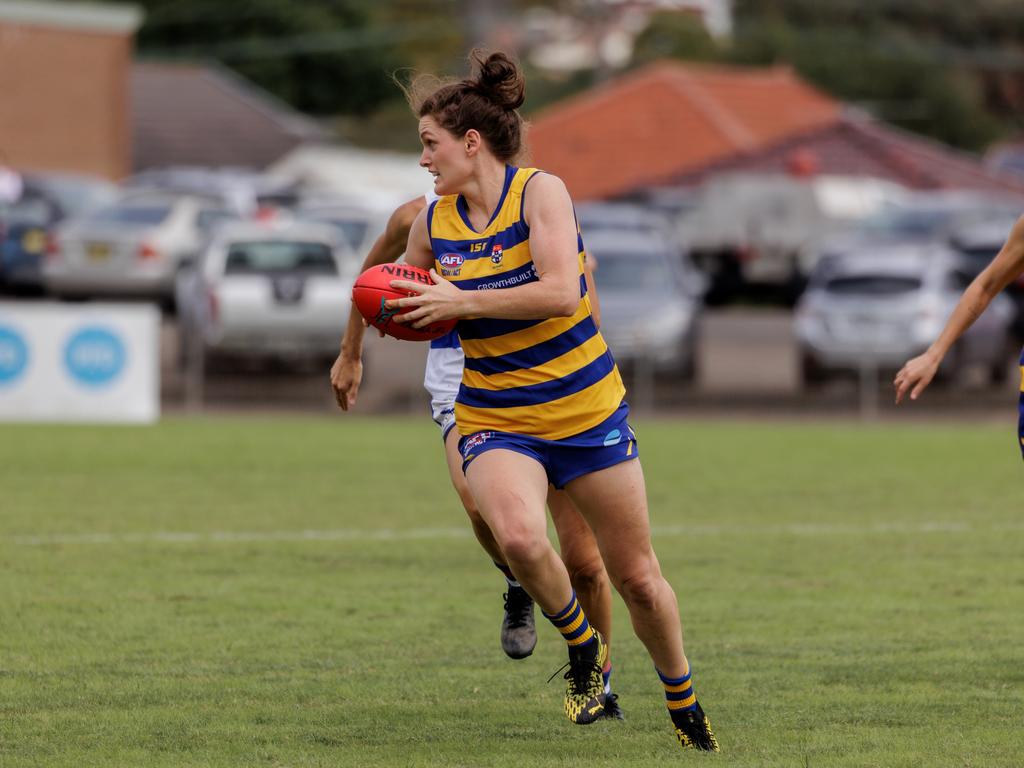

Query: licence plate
<box><xmin>86</xmin><ymin>242</ymin><xmax>111</xmax><ymax>262</ymax></box>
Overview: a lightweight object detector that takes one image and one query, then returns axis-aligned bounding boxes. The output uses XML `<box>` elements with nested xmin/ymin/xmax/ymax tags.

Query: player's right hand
<box><xmin>330</xmin><ymin>353</ymin><xmax>363</xmax><ymax>411</ymax></box>
<box><xmin>894</xmin><ymin>351</ymin><xmax>940</xmax><ymax>404</ymax></box>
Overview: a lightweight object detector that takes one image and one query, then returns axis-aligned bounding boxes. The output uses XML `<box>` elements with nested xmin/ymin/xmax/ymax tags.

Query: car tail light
<box><xmin>207</xmin><ymin>288</ymin><xmax>219</xmax><ymax>325</ymax></box>
<box><xmin>138</xmin><ymin>242</ymin><xmax>161</xmax><ymax>260</ymax></box>
<box><xmin>45</xmin><ymin>231</ymin><xmax>61</xmax><ymax>259</ymax></box>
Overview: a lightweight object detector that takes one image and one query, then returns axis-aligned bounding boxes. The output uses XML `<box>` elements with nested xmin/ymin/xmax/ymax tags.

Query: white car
<box><xmin>179</xmin><ymin>220</ymin><xmax>355</xmax><ymax>366</ymax></box>
<box><xmin>794</xmin><ymin>243</ymin><xmax>1015</xmax><ymax>387</ymax></box>
<box><xmin>43</xmin><ymin>191</ymin><xmax>238</xmax><ymax>306</ymax></box>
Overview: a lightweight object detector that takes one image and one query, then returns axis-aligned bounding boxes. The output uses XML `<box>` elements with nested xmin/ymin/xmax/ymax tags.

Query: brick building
<box><xmin>0</xmin><ymin>0</ymin><xmax>142</xmax><ymax>180</ymax></box>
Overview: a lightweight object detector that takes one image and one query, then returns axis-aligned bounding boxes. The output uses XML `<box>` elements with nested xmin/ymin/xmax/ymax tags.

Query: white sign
<box><xmin>0</xmin><ymin>302</ymin><xmax>159</xmax><ymax>423</ymax></box>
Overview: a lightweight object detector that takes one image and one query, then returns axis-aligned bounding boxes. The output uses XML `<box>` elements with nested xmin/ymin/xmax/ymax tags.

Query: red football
<box><xmin>352</xmin><ymin>263</ymin><xmax>457</xmax><ymax>342</ymax></box>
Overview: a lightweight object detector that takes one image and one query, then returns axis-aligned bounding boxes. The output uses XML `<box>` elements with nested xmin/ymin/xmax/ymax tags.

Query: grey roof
<box><xmin>131</xmin><ymin>61</ymin><xmax>332</xmax><ymax>173</ymax></box>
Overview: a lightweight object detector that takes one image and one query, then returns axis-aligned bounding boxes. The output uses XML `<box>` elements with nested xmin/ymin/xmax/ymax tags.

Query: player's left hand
<box><xmin>387</xmin><ymin>270</ymin><xmax>463</xmax><ymax>328</ymax></box>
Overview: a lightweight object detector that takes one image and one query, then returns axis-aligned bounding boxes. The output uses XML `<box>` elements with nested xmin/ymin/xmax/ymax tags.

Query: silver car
<box><xmin>586</xmin><ymin>229</ymin><xmax>703</xmax><ymax>380</ymax></box>
<box><xmin>179</xmin><ymin>220</ymin><xmax>355</xmax><ymax>366</ymax></box>
<box><xmin>44</xmin><ymin>191</ymin><xmax>238</xmax><ymax>306</ymax></box>
<box><xmin>794</xmin><ymin>243</ymin><xmax>1015</xmax><ymax>387</ymax></box>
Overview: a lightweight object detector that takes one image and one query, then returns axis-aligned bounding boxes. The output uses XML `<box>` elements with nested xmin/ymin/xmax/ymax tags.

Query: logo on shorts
<box><xmin>462</xmin><ymin>431</ymin><xmax>493</xmax><ymax>455</ymax></box>
<box><xmin>439</xmin><ymin>253</ymin><xmax>463</xmax><ymax>277</ymax></box>
<box><xmin>491</xmin><ymin>243</ymin><xmax>503</xmax><ymax>267</ymax></box>
<box><xmin>602</xmin><ymin>429</ymin><xmax>622</xmax><ymax>447</ymax></box>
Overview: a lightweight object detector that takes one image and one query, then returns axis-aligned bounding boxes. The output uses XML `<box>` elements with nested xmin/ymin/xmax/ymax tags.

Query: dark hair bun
<box><xmin>471</xmin><ymin>50</ymin><xmax>525</xmax><ymax>111</ymax></box>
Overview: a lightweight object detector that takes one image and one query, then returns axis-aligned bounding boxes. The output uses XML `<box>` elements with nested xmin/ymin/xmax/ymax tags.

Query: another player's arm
<box><xmin>391</xmin><ymin>174</ymin><xmax>581</xmax><ymax>325</ymax></box>
<box><xmin>330</xmin><ymin>197</ymin><xmax>425</xmax><ymax>410</ymax></box>
<box><xmin>895</xmin><ymin>213</ymin><xmax>1024</xmax><ymax>404</ymax></box>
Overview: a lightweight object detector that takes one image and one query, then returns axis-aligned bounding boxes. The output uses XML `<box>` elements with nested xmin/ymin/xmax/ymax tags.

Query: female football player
<box><xmin>895</xmin><ymin>214</ymin><xmax>1024</xmax><ymax>453</ymax></box>
<box><xmin>387</xmin><ymin>50</ymin><xmax>718</xmax><ymax>750</ymax></box>
<box><xmin>330</xmin><ymin>195</ymin><xmax>623</xmax><ymax>717</ymax></box>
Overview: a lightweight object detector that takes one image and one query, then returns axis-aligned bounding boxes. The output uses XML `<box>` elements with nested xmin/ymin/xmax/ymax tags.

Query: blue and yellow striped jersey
<box><xmin>428</xmin><ymin>165</ymin><xmax>625</xmax><ymax>440</ymax></box>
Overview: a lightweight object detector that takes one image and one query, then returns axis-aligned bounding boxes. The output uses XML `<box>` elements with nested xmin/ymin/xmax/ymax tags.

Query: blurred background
<box><xmin>3</xmin><ymin>0</ymin><xmax>1024</xmax><ymax>422</ymax></box>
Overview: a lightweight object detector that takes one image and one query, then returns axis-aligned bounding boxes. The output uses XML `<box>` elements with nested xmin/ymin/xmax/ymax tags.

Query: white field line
<box><xmin>3</xmin><ymin>521</ymin><xmax>1022</xmax><ymax>547</ymax></box>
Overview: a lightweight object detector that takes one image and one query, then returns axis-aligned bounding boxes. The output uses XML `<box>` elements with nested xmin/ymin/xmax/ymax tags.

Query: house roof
<box><xmin>658</xmin><ymin>111</ymin><xmax>1024</xmax><ymax>197</ymax></box>
<box><xmin>527</xmin><ymin>60</ymin><xmax>841</xmax><ymax>201</ymax></box>
<box><xmin>131</xmin><ymin>61</ymin><xmax>330</xmax><ymax>173</ymax></box>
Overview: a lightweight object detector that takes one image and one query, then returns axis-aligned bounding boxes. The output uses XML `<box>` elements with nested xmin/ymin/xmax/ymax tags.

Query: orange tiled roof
<box><xmin>527</xmin><ymin>61</ymin><xmax>841</xmax><ymax>201</ymax></box>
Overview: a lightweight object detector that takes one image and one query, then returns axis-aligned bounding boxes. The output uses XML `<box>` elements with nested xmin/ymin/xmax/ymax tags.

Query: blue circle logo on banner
<box><xmin>0</xmin><ymin>326</ymin><xmax>29</xmax><ymax>386</ymax></box>
<box><xmin>64</xmin><ymin>327</ymin><xmax>126</xmax><ymax>387</ymax></box>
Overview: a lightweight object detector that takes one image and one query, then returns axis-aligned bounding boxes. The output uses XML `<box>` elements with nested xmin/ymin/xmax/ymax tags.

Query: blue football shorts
<box><xmin>458</xmin><ymin>401</ymin><xmax>639</xmax><ymax>489</ymax></box>
<box><xmin>1018</xmin><ymin>347</ymin><xmax>1023</xmax><ymax>462</ymax></box>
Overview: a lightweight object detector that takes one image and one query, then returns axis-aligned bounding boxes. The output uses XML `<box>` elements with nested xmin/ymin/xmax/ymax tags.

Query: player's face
<box><xmin>419</xmin><ymin>116</ymin><xmax>470</xmax><ymax>195</ymax></box>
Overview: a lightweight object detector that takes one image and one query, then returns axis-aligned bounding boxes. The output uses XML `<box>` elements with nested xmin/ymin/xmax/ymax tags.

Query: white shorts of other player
<box><xmin>424</xmin><ymin>338</ymin><xmax>463</xmax><ymax>440</ymax></box>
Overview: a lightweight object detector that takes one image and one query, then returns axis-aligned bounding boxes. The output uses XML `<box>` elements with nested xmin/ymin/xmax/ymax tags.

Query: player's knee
<box><xmin>499</xmin><ymin>531</ymin><xmax>549</xmax><ymax>569</ymax></box>
<box><xmin>566</xmin><ymin>556</ymin><xmax>607</xmax><ymax>596</ymax></box>
<box><xmin>618</xmin><ymin>571</ymin><xmax>662</xmax><ymax>612</ymax></box>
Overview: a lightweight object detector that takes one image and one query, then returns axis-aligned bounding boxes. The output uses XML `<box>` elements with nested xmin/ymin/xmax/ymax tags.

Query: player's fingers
<box><xmin>389</xmin><ymin>279</ymin><xmax>427</xmax><ymax>294</ymax></box>
<box><xmin>429</xmin><ymin>269</ymin><xmax>444</xmax><ymax>284</ymax></box>
<box><xmin>910</xmin><ymin>378</ymin><xmax>929</xmax><ymax>401</ymax></box>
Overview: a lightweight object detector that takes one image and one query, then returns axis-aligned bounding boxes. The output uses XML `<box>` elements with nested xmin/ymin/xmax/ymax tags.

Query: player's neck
<box><xmin>460</xmin><ymin>158</ymin><xmax>507</xmax><ymax>227</ymax></box>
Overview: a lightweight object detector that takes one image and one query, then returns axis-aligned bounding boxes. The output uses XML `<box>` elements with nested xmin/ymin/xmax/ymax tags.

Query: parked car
<box><xmin>294</xmin><ymin>200</ymin><xmax>386</xmax><ymax>264</ymax></box>
<box><xmin>676</xmin><ymin>172</ymin><xmax>909</xmax><ymax>303</ymax></box>
<box><xmin>43</xmin><ymin>191</ymin><xmax>239</xmax><ymax>307</ymax></box>
<box><xmin>124</xmin><ymin>166</ymin><xmax>303</xmax><ymax>216</ymax></box>
<box><xmin>177</xmin><ymin>220</ymin><xmax>355</xmax><ymax>367</ymax></box>
<box><xmin>585</xmin><ymin>228</ymin><xmax>703</xmax><ymax>380</ymax></box>
<box><xmin>0</xmin><ymin>171</ymin><xmax>117</xmax><ymax>292</ymax></box>
<box><xmin>576</xmin><ymin>201</ymin><xmax>709</xmax><ymax>297</ymax></box>
<box><xmin>794</xmin><ymin>243</ymin><xmax>1015</xmax><ymax>387</ymax></box>
<box><xmin>801</xmin><ymin>190</ymin><xmax>1024</xmax><ymax>278</ymax></box>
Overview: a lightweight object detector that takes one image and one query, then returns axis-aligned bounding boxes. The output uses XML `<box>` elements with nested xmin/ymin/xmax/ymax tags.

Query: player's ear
<box><xmin>464</xmin><ymin>130</ymin><xmax>482</xmax><ymax>156</ymax></box>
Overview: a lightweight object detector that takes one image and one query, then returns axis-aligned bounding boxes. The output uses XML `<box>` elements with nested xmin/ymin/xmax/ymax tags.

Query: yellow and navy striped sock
<box><xmin>542</xmin><ymin>590</ymin><xmax>596</xmax><ymax>648</ymax></box>
<box><xmin>658</xmin><ymin>663</ymin><xmax>697</xmax><ymax>714</ymax></box>
<box><xmin>493</xmin><ymin>561</ymin><xmax>520</xmax><ymax>588</ymax></box>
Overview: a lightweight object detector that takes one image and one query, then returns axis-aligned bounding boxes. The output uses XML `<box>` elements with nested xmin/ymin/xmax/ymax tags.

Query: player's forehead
<box><xmin>418</xmin><ymin>115</ymin><xmax>446</xmax><ymax>140</ymax></box>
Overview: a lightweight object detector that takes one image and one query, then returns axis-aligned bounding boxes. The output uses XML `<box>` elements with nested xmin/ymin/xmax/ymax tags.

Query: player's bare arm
<box><xmin>389</xmin><ymin>174</ymin><xmax>581</xmax><ymax>327</ymax></box>
<box><xmin>330</xmin><ymin>196</ymin><xmax>425</xmax><ymax>410</ymax></box>
<box><xmin>895</xmin><ymin>213</ymin><xmax>1024</xmax><ymax>404</ymax></box>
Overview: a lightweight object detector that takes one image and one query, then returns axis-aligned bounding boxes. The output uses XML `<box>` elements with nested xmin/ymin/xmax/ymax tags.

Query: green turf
<box><xmin>1</xmin><ymin>416</ymin><xmax>1022</xmax><ymax>767</ymax></box>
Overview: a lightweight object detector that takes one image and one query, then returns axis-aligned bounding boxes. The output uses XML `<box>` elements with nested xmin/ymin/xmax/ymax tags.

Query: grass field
<box><xmin>1</xmin><ymin>415</ymin><xmax>1022</xmax><ymax>767</ymax></box>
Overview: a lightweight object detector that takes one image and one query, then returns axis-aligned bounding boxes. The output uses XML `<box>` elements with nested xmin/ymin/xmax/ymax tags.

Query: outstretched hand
<box><xmin>387</xmin><ymin>269</ymin><xmax>464</xmax><ymax>328</ymax></box>
<box><xmin>330</xmin><ymin>353</ymin><xmax>363</xmax><ymax>411</ymax></box>
<box><xmin>894</xmin><ymin>352</ymin><xmax>941</xmax><ymax>405</ymax></box>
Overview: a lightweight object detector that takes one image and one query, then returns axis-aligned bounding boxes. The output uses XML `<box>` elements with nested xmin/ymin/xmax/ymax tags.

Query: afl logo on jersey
<box><xmin>491</xmin><ymin>243</ymin><xmax>503</xmax><ymax>266</ymax></box>
<box><xmin>439</xmin><ymin>252</ymin><xmax>464</xmax><ymax>276</ymax></box>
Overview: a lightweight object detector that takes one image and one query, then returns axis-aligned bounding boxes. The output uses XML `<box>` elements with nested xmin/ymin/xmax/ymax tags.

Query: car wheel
<box><xmin>800</xmin><ymin>351</ymin><xmax>828</xmax><ymax>388</ymax></box>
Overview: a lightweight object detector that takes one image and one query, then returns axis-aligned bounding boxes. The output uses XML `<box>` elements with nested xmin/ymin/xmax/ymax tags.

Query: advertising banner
<box><xmin>0</xmin><ymin>302</ymin><xmax>159</xmax><ymax>423</ymax></box>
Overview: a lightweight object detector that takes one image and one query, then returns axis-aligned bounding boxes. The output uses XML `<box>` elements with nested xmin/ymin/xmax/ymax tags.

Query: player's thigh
<box><xmin>563</xmin><ymin>458</ymin><xmax>660</xmax><ymax>584</ymax></box>
<box><xmin>464</xmin><ymin>449</ymin><xmax>550</xmax><ymax>544</ymax></box>
<box><xmin>443</xmin><ymin>428</ymin><xmax>476</xmax><ymax>513</ymax></box>
<box><xmin>548</xmin><ymin>487</ymin><xmax>603</xmax><ymax>575</ymax></box>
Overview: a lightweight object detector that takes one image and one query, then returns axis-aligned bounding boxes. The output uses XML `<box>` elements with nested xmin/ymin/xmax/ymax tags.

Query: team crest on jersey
<box><xmin>490</xmin><ymin>243</ymin><xmax>503</xmax><ymax>267</ymax></box>
<box><xmin>439</xmin><ymin>252</ymin><xmax>464</xmax><ymax>277</ymax></box>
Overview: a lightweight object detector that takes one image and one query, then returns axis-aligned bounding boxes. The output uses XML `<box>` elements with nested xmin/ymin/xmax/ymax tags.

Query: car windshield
<box><xmin>859</xmin><ymin>206</ymin><xmax>951</xmax><ymax>238</ymax></box>
<box><xmin>592</xmin><ymin>251</ymin><xmax>677</xmax><ymax>293</ymax></box>
<box><xmin>824</xmin><ymin>275</ymin><xmax>922</xmax><ymax>295</ymax></box>
<box><xmin>2</xmin><ymin>195</ymin><xmax>51</xmax><ymax>228</ymax></box>
<box><xmin>90</xmin><ymin>204</ymin><xmax>172</xmax><ymax>226</ymax></box>
<box><xmin>224</xmin><ymin>241</ymin><xmax>337</xmax><ymax>275</ymax></box>
<box><xmin>35</xmin><ymin>178</ymin><xmax>117</xmax><ymax>215</ymax></box>
<box><xmin>306</xmin><ymin>215</ymin><xmax>368</xmax><ymax>250</ymax></box>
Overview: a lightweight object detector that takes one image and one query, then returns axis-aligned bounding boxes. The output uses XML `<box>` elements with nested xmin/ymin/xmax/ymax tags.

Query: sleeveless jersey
<box><xmin>427</xmin><ymin>165</ymin><xmax>625</xmax><ymax>440</ymax></box>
